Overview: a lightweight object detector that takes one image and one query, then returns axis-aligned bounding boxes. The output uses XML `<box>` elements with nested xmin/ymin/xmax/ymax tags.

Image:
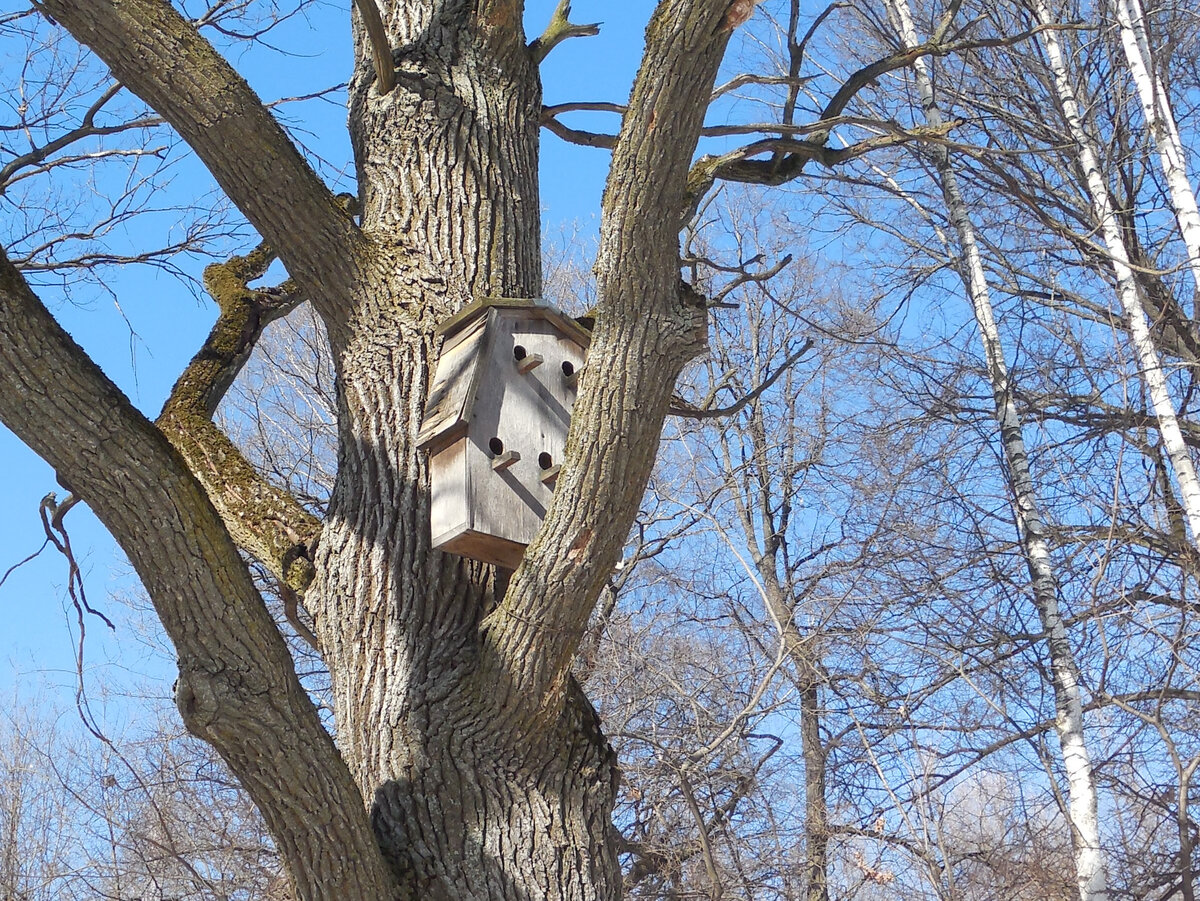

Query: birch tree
<box><xmin>1027</xmin><ymin>0</ymin><xmax>1200</xmax><ymax>545</ymax></box>
<box><xmin>1112</xmin><ymin>0</ymin><xmax>1200</xmax><ymax>306</ymax></box>
<box><xmin>883</xmin><ymin>1</ymin><xmax>1108</xmax><ymax>897</ymax></box>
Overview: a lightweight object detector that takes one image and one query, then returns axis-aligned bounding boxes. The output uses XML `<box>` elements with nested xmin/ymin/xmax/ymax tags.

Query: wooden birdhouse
<box><xmin>417</xmin><ymin>298</ymin><xmax>591</xmax><ymax>569</ymax></box>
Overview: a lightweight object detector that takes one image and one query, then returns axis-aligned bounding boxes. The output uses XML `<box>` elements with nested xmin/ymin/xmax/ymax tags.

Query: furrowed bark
<box><xmin>307</xmin><ymin>5</ymin><xmax>623</xmax><ymax>898</ymax></box>
<box><xmin>480</xmin><ymin>0</ymin><xmax>733</xmax><ymax>724</ymax></box>
<box><xmin>157</xmin><ymin>244</ymin><xmax>321</xmax><ymax>594</ymax></box>
<box><xmin>1032</xmin><ymin>0</ymin><xmax>1200</xmax><ymax>553</ymax></box>
<box><xmin>891</xmin><ymin>2</ymin><xmax>1108</xmax><ymax>897</ymax></box>
<box><xmin>38</xmin><ymin>0</ymin><xmax>367</xmax><ymax>312</ymax></box>
<box><xmin>0</xmin><ymin>248</ymin><xmax>396</xmax><ymax>901</ymax></box>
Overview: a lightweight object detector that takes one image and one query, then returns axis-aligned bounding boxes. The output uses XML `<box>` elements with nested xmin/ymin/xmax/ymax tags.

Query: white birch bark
<box><xmin>1113</xmin><ymin>0</ymin><xmax>1200</xmax><ymax>308</ymax></box>
<box><xmin>1032</xmin><ymin>0</ymin><xmax>1200</xmax><ymax>548</ymax></box>
<box><xmin>885</xmin><ymin>4</ymin><xmax>1108</xmax><ymax>897</ymax></box>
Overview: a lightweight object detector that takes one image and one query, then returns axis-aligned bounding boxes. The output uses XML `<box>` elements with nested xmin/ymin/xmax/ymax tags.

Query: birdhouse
<box><xmin>417</xmin><ymin>298</ymin><xmax>591</xmax><ymax>569</ymax></box>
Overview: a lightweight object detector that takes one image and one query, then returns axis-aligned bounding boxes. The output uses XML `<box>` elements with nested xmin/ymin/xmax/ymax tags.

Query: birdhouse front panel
<box><xmin>419</xmin><ymin>300</ymin><xmax>589</xmax><ymax>569</ymax></box>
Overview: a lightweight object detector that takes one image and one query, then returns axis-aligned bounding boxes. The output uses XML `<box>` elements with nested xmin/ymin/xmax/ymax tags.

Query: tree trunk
<box><xmin>889</xmin><ymin>1</ymin><xmax>1107</xmax><ymax>897</ymax></box>
<box><xmin>0</xmin><ymin>0</ymin><xmax>736</xmax><ymax>897</ymax></box>
<box><xmin>799</xmin><ymin>681</ymin><xmax>829</xmax><ymax>901</ymax></box>
<box><xmin>1112</xmin><ymin>0</ymin><xmax>1200</xmax><ymax>310</ymax></box>
<box><xmin>721</xmin><ymin>392</ymin><xmax>832</xmax><ymax>901</ymax></box>
<box><xmin>1031</xmin><ymin>0</ymin><xmax>1200</xmax><ymax>550</ymax></box>
<box><xmin>306</xmin><ymin>6</ymin><xmax>621</xmax><ymax>898</ymax></box>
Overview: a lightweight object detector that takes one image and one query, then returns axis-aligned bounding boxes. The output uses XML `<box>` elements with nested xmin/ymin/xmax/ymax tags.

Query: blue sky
<box><xmin>0</xmin><ymin>0</ymin><xmax>651</xmax><ymax>700</ymax></box>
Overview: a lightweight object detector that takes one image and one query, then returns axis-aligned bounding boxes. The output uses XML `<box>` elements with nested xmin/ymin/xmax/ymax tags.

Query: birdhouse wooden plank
<box><xmin>418</xmin><ymin>298</ymin><xmax>590</xmax><ymax>569</ymax></box>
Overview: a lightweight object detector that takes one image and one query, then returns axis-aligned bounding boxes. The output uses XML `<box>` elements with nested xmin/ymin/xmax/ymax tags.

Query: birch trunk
<box><xmin>1112</xmin><ymin>0</ymin><xmax>1200</xmax><ymax>309</ymax></box>
<box><xmin>1031</xmin><ymin>0</ymin><xmax>1200</xmax><ymax>548</ymax></box>
<box><xmin>888</xmin><ymin>2</ymin><xmax>1107</xmax><ymax>897</ymax></box>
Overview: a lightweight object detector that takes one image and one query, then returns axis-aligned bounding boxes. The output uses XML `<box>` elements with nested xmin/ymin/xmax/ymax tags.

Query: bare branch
<box><xmin>0</xmin><ymin>82</ymin><xmax>166</xmax><ymax>190</ymax></box>
<box><xmin>685</xmin><ymin>121</ymin><xmax>955</xmax><ymax>216</ymax></box>
<box><xmin>39</xmin><ymin>0</ymin><xmax>367</xmax><ymax>298</ymax></box>
<box><xmin>671</xmin><ymin>338</ymin><xmax>813</xmax><ymax>419</ymax></box>
<box><xmin>710</xmin><ymin>72</ymin><xmax>817</xmax><ymax>101</ymax></box>
<box><xmin>529</xmin><ymin>0</ymin><xmax>601</xmax><ymax>63</ymax></box>
<box><xmin>540</xmin><ymin>109</ymin><xmax>617</xmax><ymax>148</ymax></box>
<box><xmin>157</xmin><ymin>241</ymin><xmax>322</xmax><ymax>594</ymax></box>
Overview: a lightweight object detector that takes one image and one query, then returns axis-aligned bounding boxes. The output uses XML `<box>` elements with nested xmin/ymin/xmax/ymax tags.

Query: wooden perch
<box><xmin>492</xmin><ymin>450</ymin><xmax>522</xmax><ymax>471</ymax></box>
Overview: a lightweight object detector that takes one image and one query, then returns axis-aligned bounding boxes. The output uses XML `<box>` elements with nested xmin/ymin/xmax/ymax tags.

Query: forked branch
<box><xmin>530</xmin><ymin>0</ymin><xmax>600</xmax><ymax>63</ymax></box>
<box><xmin>684</xmin><ymin>17</ymin><xmax>1062</xmax><ymax>211</ymax></box>
<box><xmin>0</xmin><ymin>82</ymin><xmax>166</xmax><ymax>191</ymax></box>
<box><xmin>684</xmin><ymin>122</ymin><xmax>955</xmax><ymax>221</ymax></box>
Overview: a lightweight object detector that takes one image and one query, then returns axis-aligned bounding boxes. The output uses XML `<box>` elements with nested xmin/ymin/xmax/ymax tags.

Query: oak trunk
<box><xmin>308</xmin><ymin>7</ymin><xmax>621</xmax><ymax>898</ymax></box>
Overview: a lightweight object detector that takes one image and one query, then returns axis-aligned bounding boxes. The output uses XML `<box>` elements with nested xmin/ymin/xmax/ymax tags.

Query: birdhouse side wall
<box><xmin>429</xmin><ymin>436</ymin><xmax>470</xmax><ymax>548</ymax></box>
<box><xmin>416</xmin><ymin>315</ymin><xmax>490</xmax><ymax>452</ymax></box>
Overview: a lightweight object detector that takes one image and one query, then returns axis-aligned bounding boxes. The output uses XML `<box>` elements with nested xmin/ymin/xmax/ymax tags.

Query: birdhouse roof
<box><xmin>435</xmin><ymin>296</ymin><xmax>593</xmax><ymax>346</ymax></box>
<box><xmin>416</xmin><ymin>298</ymin><xmax>591</xmax><ymax>452</ymax></box>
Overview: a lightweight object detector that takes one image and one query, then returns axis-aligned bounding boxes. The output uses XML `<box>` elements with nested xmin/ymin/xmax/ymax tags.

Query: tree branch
<box><xmin>351</xmin><ymin>0</ymin><xmax>395</xmax><ymax>93</ymax></box>
<box><xmin>817</xmin><ymin>25</ymin><xmax>1068</xmax><ymax>124</ymax></box>
<box><xmin>670</xmin><ymin>338</ymin><xmax>814</xmax><ymax>419</ymax></box>
<box><xmin>0</xmin><ymin>245</ymin><xmax>395</xmax><ymax>901</ymax></box>
<box><xmin>685</xmin><ymin>21</ymin><xmax>1058</xmax><ymax>210</ymax></box>
<box><xmin>529</xmin><ymin>0</ymin><xmax>601</xmax><ymax>63</ymax></box>
<box><xmin>39</xmin><ymin>0</ymin><xmax>367</xmax><ymax>299</ymax></box>
<box><xmin>710</xmin><ymin>72</ymin><xmax>818</xmax><ymax>101</ymax></box>
<box><xmin>156</xmin><ymin>241</ymin><xmax>322</xmax><ymax>597</ymax></box>
<box><xmin>480</xmin><ymin>0</ymin><xmax>734</xmax><ymax>729</ymax></box>
<box><xmin>684</xmin><ymin>122</ymin><xmax>955</xmax><ymax>219</ymax></box>
<box><xmin>0</xmin><ymin>81</ymin><xmax>166</xmax><ymax>191</ymax></box>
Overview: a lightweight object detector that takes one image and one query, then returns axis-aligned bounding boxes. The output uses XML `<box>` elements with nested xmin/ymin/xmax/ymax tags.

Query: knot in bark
<box><xmin>675</xmin><ymin>278</ymin><xmax>710</xmax><ymax>361</ymax></box>
<box><xmin>175</xmin><ymin>667</ymin><xmax>222</xmax><ymax>735</ymax></box>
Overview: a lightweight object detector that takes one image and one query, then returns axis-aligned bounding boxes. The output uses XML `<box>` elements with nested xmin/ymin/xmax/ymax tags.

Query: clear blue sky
<box><xmin>0</xmin><ymin>0</ymin><xmax>649</xmax><ymax>699</ymax></box>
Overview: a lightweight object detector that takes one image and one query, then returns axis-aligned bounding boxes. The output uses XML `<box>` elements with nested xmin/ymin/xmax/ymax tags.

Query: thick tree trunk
<box><xmin>13</xmin><ymin>1</ymin><xmax>734</xmax><ymax>898</ymax></box>
<box><xmin>305</xmin><ymin>6</ymin><xmax>621</xmax><ymax>899</ymax></box>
